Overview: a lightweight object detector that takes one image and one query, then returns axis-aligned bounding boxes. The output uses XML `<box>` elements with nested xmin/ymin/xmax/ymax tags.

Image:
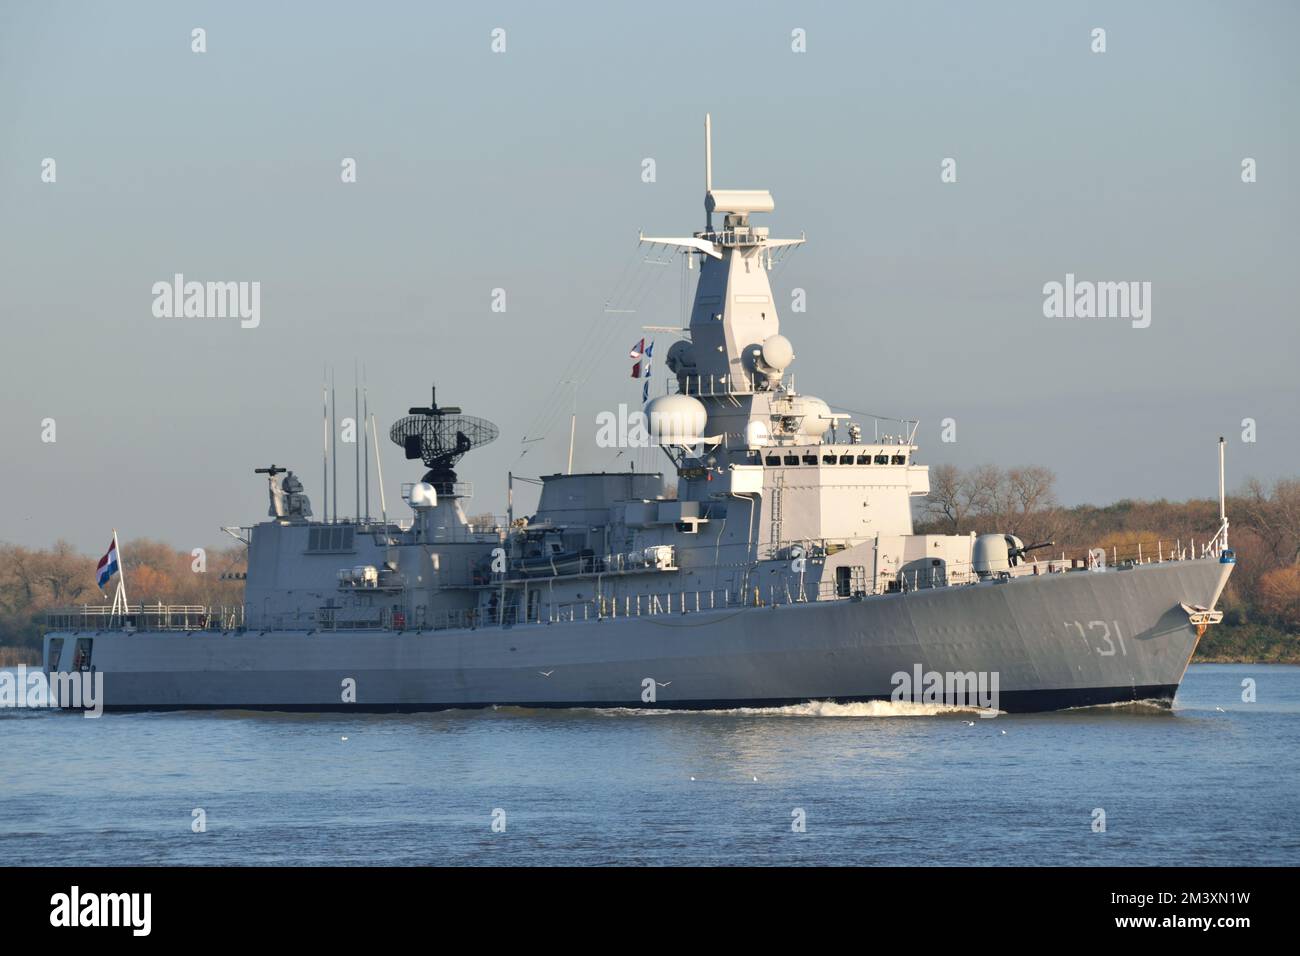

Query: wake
<box><xmin>591</xmin><ymin>699</ymin><xmax>993</xmax><ymax>718</ymax></box>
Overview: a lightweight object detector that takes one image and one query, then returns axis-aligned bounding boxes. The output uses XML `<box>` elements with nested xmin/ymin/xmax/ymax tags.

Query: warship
<box><xmin>43</xmin><ymin>117</ymin><xmax>1235</xmax><ymax>714</ymax></box>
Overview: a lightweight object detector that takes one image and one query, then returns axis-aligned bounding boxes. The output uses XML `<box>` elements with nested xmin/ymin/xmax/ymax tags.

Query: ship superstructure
<box><xmin>43</xmin><ymin>118</ymin><xmax>1235</xmax><ymax>713</ymax></box>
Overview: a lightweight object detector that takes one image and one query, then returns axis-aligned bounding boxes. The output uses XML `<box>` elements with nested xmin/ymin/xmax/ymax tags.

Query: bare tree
<box><xmin>924</xmin><ymin>463</ymin><xmax>1008</xmax><ymax>533</ymax></box>
<box><xmin>924</xmin><ymin>463</ymin><xmax>965</xmax><ymax>530</ymax></box>
<box><xmin>1240</xmin><ymin>478</ymin><xmax>1300</xmax><ymax>566</ymax></box>
<box><xmin>921</xmin><ymin>464</ymin><xmax>1060</xmax><ymax>541</ymax></box>
<box><xmin>965</xmin><ymin>464</ymin><xmax>1004</xmax><ymax>522</ymax></box>
<box><xmin>1004</xmin><ymin>466</ymin><xmax>1059</xmax><ymax>541</ymax></box>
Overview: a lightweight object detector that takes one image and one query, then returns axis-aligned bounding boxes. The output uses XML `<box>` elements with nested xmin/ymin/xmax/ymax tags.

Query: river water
<box><xmin>2</xmin><ymin>663</ymin><xmax>1296</xmax><ymax>866</ymax></box>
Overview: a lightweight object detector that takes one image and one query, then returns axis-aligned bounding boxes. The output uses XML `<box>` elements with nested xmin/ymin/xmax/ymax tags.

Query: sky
<box><xmin>1</xmin><ymin>0</ymin><xmax>1297</xmax><ymax>553</ymax></box>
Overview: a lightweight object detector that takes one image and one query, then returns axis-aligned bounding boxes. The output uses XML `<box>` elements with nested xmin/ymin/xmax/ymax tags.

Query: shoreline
<box><xmin>1193</xmin><ymin>656</ymin><xmax>1300</xmax><ymax>665</ymax></box>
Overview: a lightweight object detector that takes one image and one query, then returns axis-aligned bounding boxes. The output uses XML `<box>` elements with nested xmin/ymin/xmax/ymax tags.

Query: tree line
<box><xmin>0</xmin><ymin>540</ymin><xmax>246</xmax><ymax>659</ymax></box>
<box><xmin>1</xmin><ymin>471</ymin><xmax>1296</xmax><ymax>661</ymax></box>
<box><xmin>919</xmin><ymin>465</ymin><xmax>1300</xmax><ymax>656</ymax></box>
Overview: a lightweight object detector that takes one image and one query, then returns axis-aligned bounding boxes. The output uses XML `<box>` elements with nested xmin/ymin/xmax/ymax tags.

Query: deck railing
<box><xmin>44</xmin><ymin>604</ymin><xmax>244</xmax><ymax>631</ymax></box>
<box><xmin>45</xmin><ymin>533</ymin><xmax>1228</xmax><ymax>636</ymax></box>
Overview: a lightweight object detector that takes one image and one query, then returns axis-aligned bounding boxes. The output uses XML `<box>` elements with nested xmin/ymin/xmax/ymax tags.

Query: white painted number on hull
<box><xmin>1065</xmin><ymin>620</ymin><xmax>1127</xmax><ymax>656</ymax></box>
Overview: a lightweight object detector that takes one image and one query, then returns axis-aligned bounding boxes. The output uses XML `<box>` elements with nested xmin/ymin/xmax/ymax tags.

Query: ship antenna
<box><xmin>354</xmin><ymin>361</ymin><xmax>361</xmax><ymax>526</ymax></box>
<box><xmin>562</xmin><ymin>379</ymin><xmax>578</xmax><ymax>474</ymax></box>
<box><xmin>322</xmin><ymin>369</ymin><xmax>329</xmax><ymax>523</ymax></box>
<box><xmin>370</xmin><ymin>413</ymin><xmax>388</xmax><ymax>528</ymax></box>
<box><xmin>331</xmin><ymin>367</ymin><xmax>338</xmax><ymax>524</ymax></box>
<box><xmin>1218</xmin><ymin>436</ymin><xmax>1229</xmax><ymax>550</ymax></box>
<box><xmin>363</xmin><ymin>364</ymin><xmax>370</xmax><ymax>524</ymax></box>
<box><xmin>704</xmin><ymin>113</ymin><xmax>713</xmax><ymax>232</ymax></box>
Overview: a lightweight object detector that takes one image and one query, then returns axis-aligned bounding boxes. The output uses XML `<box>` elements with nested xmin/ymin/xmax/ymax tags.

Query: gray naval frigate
<box><xmin>44</xmin><ymin>117</ymin><xmax>1236</xmax><ymax>714</ymax></box>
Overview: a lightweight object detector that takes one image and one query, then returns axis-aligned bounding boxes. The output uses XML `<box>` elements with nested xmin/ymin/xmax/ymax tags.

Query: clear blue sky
<box><xmin>2</xmin><ymin>0</ymin><xmax>1296</xmax><ymax>551</ymax></box>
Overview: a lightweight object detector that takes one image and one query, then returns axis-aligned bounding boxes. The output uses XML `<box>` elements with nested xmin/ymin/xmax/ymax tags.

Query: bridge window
<box><xmin>891</xmin><ymin>454</ymin><xmax>906</xmax><ymax>465</ymax></box>
<box><xmin>857</xmin><ymin>454</ymin><xmax>871</xmax><ymax>464</ymax></box>
<box><xmin>765</xmin><ymin>455</ymin><xmax>781</xmax><ymax>466</ymax></box>
<box><xmin>823</xmin><ymin>454</ymin><xmax>837</xmax><ymax>464</ymax></box>
<box><xmin>802</xmin><ymin>454</ymin><xmax>817</xmax><ymax>465</ymax></box>
<box><xmin>783</xmin><ymin>454</ymin><xmax>799</xmax><ymax>465</ymax></box>
<box><xmin>839</xmin><ymin>455</ymin><xmax>855</xmax><ymax>465</ymax></box>
<box><xmin>874</xmin><ymin>454</ymin><xmax>888</xmax><ymax>464</ymax></box>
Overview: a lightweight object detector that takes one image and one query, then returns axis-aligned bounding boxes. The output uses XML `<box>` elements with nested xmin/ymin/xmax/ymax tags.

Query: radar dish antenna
<box><xmin>388</xmin><ymin>385</ymin><xmax>498</xmax><ymax>495</ymax></box>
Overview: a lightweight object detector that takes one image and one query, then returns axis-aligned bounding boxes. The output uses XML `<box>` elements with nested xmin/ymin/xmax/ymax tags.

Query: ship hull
<box><xmin>43</xmin><ymin>559</ymin><xmax>1228</xmax><ymax>714</ymax></box>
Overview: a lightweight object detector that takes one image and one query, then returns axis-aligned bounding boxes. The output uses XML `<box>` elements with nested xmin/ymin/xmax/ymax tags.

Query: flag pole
<box><xmin>112</xmin><ymin>528</ymin><xmax>129</xmax><ymax>617</ymax></box>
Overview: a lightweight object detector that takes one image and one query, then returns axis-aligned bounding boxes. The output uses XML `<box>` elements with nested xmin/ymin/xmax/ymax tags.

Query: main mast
<box><xmin>639</xmin><ymin>115</ymin><xmax>806</xmax><ymax>398</ymax></box>
<box><xmin>637</xmin><ymin>118</ymin><xmax>923</xmax><ymax>545</ymax></box>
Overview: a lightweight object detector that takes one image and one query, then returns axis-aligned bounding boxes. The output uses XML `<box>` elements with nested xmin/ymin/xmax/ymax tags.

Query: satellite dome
<box><xmin>409</xmin><ymin>482</ymin><xmax>438</xmax><ymax>509</ymax></box>
<box><xmin>645</xmin><ymin>394</ymin><xmax>708</xmax><ymax>444</ymax></box>
<box><xmin>760</xmin><ymin>334</ymin><xmax>794</xmax><ymax>371</ymax></box>
<box><xmin>790</xmin><ymin>396</ymin><xmax>832</xmax><ymax>443</ymax></box>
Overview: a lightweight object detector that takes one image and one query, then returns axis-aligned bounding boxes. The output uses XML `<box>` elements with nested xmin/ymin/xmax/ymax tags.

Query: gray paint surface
<box><xmin>46</xmin><ymin>558</ymin><xmax>1224</xmax><ymax>712</ymax></box>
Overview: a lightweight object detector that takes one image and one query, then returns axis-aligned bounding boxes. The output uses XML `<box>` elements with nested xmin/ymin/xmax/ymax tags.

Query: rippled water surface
<box><xmin>2</xmin><ymin>664</ymin><xmax>1296</xmax><ymax>865</ymax></box>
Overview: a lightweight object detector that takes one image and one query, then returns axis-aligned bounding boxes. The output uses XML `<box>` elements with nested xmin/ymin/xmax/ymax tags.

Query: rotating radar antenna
<box><xmin>389</xmin><ymin>385</ymin><xmax>498</xmax><ymax>494</ymax></box>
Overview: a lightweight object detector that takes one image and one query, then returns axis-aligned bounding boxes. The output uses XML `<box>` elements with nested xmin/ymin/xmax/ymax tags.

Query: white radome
<box><xmin>409</xmin><ymin>482</ymin><xmax>438</xmax><ymax>509</ymax></box>
<box><xmin>790</xmin><ymin>396</ymin><xmax>833</xmax><ymax>444</ymax></box>
<box><xmin>761</xmin><ymin>334</ymin><xmax>794</xmax><ymax>371</ymax></box>
<box><xmin>645</xmin><ymin>394</ymin><xmax>708</xmax><ymax>444</ymax></box>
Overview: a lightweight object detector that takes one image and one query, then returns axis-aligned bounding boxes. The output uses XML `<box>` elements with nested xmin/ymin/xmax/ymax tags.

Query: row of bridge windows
<box><xmin>764</xmin><ymin>452</ymin><xmax>907</xmax><ymax>467</ymax></box>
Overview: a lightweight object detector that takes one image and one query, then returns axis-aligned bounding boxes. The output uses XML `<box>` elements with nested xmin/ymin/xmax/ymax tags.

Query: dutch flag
<box><xmin>96</xmin><ymin>537</ymin><xmax>119</xmax><ymax>589</ymax></box>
